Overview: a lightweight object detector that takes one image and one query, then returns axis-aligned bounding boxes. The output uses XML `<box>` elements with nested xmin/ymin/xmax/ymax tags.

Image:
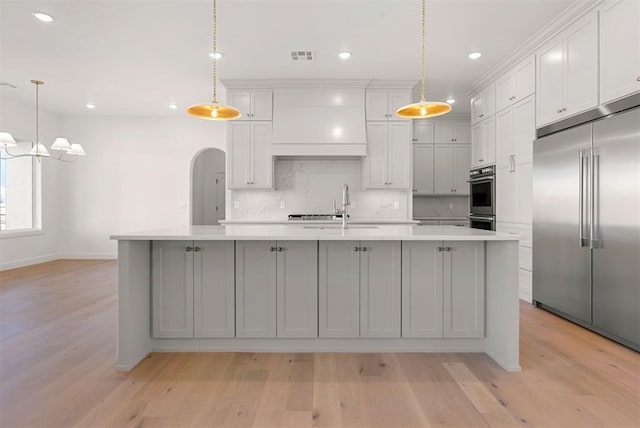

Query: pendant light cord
<box><xmin>212</xmin><ymin>0</ymin><xmax>218</xmax><ymax>104</ymax></box>
<box><xmin>420</xmin><ymin>0</ymin><xmax>426</xmax><ymax>103</ymax></box>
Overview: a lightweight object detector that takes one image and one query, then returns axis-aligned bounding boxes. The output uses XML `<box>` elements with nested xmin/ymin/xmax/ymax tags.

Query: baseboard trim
<box><xmin>0</xmin><ymin>253</ymin><xmax>117</xmax><ymax>271</ymax></box>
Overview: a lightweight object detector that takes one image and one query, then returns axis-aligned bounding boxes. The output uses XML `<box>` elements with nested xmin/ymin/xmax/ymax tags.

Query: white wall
<box><xmin>0</xmin><ymin>95</ymin><xmax>63</xmax><ymax>270</ymax></box>
<box><xmin>57</xmin><ymin>115</ymin><xmax>226</xmax><ymax>257</ymax></box>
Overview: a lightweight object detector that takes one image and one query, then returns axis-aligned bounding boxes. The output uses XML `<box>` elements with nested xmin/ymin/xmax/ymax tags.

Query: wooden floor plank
<box><xmin>1</xmin><ymin>260</ymin><xmax>639</xmax><ymax>428</ymax></box>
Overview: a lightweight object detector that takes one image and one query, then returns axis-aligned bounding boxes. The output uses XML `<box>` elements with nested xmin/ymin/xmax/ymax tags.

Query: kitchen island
<box><xmin>111</xmin><ymin>225</ymin><xmax>520</xmax><ymax>372</ymax></box>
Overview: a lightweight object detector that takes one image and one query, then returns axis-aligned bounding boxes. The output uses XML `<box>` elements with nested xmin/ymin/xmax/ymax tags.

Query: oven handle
<box><xmin>467</xmin><ymin>177</ymin><xmax>494</xmax><ymax>183</ymax></box>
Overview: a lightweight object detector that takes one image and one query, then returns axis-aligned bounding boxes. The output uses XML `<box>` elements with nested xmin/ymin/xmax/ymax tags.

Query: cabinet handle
<box><xmin>444</xmin><ymin>247</ymin><xmax>452</xmax><ymax>252</ymax></box>
<box><xmin>562</xmin><ymin>107</ymin><xmax>567</xmax><ymax>112</ymax></box>
<box><xmin>479</xmin><ymin>158</ymin><xmax>484</xmax><ymax>162</ymax></box>
<box><xmin>354</xmin><ymin>247</ymin><xmax>360</xmax><ymax>252</ymax></box>
<box><xmin>437</xmin><ymin>246</ymin><xmax>444</xmax><ymax>252</ymax></box>
<box><xmin>246</xmin><ymin>113</ymin><xmax>251</xmax><ymax>117</ymax></box>
<box><xmin>637</xmin><ymin>76</ymin><xmax>640</xmax><ymax>82</ymax></box>
<box><xmin>277</xmin><ymin>247</ymin><xmax>284</xmax><ymax>252</ymax></box>
<box><xmin>269</xmin><ymin>247</ymin><xmax>276</xmax><ymax>252</ymax></box>
<box><xmin>186</xmin><ymin>247</ymin><xmax>193</xmax><ymax>252</ymax></box>
<box><xmin>361</xmin><ymin>247</ymin><xmax>368</xmax><ymax>252</ymax></box>
<box><xmin>413</xmin><ymin>189</ymin><xmax>418</xmax><ymax>192</ymax></box>
<box><xmin>194</xmin><ymin>247</ymin><xmax>201</xmax><ymax>252</ymax></box>
<box><xmin>479</xmin><ymin>114</ymin><xmax>484</xmax><ymax>118</ymax></box>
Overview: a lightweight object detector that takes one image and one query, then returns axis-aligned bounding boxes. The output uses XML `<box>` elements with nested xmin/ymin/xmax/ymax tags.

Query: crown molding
<box><xmin>221</xmin><ymin>79</ymin><xmax>373</xmax><ymax>89</ymax></box>
<box><xmin>466</xmin><ymin>0</ymin><xmax>603</xmax><ymax>96</ymax></box>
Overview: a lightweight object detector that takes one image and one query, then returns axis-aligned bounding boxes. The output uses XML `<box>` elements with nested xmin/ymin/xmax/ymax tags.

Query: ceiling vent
<box><xmin>291</xmin><ymin>50</ymin><xmax>314</xmax><ymax>61</ymax></box>
<box><xmin>0</xmin><ymin>81</ymin><xmax>17</xmax><ymax>89</ymax></box>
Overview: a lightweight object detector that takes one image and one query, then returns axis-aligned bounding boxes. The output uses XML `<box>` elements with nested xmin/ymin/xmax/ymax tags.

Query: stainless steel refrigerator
<box><xmin>533</xmin><ymin>103</ymin><xmax>640</xmax><ymax>352</ymax></box>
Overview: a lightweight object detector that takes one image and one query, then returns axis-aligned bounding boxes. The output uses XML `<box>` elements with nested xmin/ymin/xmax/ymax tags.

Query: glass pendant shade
<box><xmin>66</xmin><ymin>143</ymin><xmax>86</xmax><ymax>155</ymax></box>
<box><xmin>29</xmin><ymin>142</ymin><xmax>50</xmax><ymax>157</ymax></box>
<box><xmin>186</xmin><ymin>103</ymin><xmax>241</xmax><ymax>120</ymax></box>
<box><xmin>396</xmin><ymin>101</ymin><xmax>452</xmax><ymax>119</ymax></box>
<box><xmin>0</xmin><ymin>132</ymin><xmax>18</xmax><ymax>149</ymax></box>
<box><xmin>51</xmin><ymin>137</ymin><xmax>71</xmax><ymax>151</ymax></box>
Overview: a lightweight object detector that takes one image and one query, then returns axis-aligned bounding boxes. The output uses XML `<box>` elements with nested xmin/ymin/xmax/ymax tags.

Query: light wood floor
<box><xmin>1</xmin><ymin>260</ymin><xmax>638</xmax><ymax>427</ymax></box>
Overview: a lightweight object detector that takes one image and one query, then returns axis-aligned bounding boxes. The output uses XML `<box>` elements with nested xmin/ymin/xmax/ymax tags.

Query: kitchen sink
<box><xmin>302</xmin><ymin>225</ymin><xmax>379</xmax><ymax>230</ymax></box>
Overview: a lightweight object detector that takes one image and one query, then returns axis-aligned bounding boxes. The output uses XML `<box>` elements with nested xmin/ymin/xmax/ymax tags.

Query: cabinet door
<box><xmin>514</xmin><ymin>56</ymin><xmax>535</xmax><ymax>102</ymax></box>
<box><xmin>434</xmin><ymin>145</ymin><xmax>454</xmax><ymax>194</ymax></box>
<box><xmin>495</xmin><ymin>107</ymin><xmax>514</xmax><ymax>170</ymax></box>
<box><xmin>365</xmin><ymin>90</ymin><xmax>389</xmax><ymax>121</ymax></box>
<box><xmin>276</xmin><ymin>241</ymin><xmax>318</xmax><ymax>338</ymax></box>
<box><xmin>360</xmin><ymin>241</ymin><xmax>401</xmax><ymax>338</ymax></box>
<box><xmin>229</xmin><ymin>91</ymin><xmax>252</xmax><ymax>120</ymax></box>
<box><xmin>564</xmin><ymin>11</ymin><xmax>598</xmax><ymax>117</ymax></box>
<box><xmin>402</xmin><ymin>241</ymin><xmax>444</xmax><ymax>338</ymax></box>
<box><xmin>471</xmin><ymin>122</ymin><xmax>484</xmax><ymax>167</ymax></box>
<box><xmin>319</xmin><ymin>241</ymin><xmax>360</xmax><ymax>338</ymax></box>
<box><xmin>515</xmin><ymin>161</ymin><xmax>533</xmax><ymax>224</ymax></box>
<box><xmin>471</xmin><ymin>94</ymin><xmax>484</xmax><ymax>124</ymax></box>
<box><xmin>235</xmin><ymin>241</ymin><xmax>277</xmax><ymax>338</ymax></box>
<box><xmin>443</xmin><ymin>241</ymin><xmax>485</xmax><ymax>338</ymax></box>
<box><xmin>413</xmin><ymin>121</ymin><xmax>434</xmax><ymax>143</ymax></box>
<box><xmin>495</xmin><ymin>72</ymin><xmax>515</xmax><ymax>112</ymax></box>
<box><xmin>453</xmin><ymin>145</ymin><xmax>471</xmax><ymax>195</ymax></box>
<box><xmin>250</xmin><ymin>122</ymin><xmax>273</xmax><ymax>189</ymax></box>
<box><xmin>514</xmin><ymin>96</ymin><xmax>535</xmax><ymax>165</ymax></box>
<box><xmin>152</xmin><ymin>241</ymin><xmax>194</xmax><ymax>338</ymax></box>
<box><xmin>434</xmin><ymin>122</ymin><xmax>454</xmax><ymax>144</ymax></box>
<box><xmin>496</xmin><ymin>167</ymin><xmax>517</xmax><ymax>222</ymax></box>
<box><xmin>453</xmin><ymin>122</ymin><xmax>471</xmax><ymax>144</ymax></box>
<box><xmin>364</xmin><ymin>122</ymin><xmax>388</xmax><ymax>188</ymax></box>
<box><xmin>386</xmin><ymin>121</ymin><xmax>411</xmax><ymax>188</ymax></box>
<box><xmin>536</xmin><ymin>36</ymin><xmax>565</xmax><ymax>127</ymax></box>
<box><xmin>194</xmin><ymin>241</ymin><xmax>235</xmax><ymax>338</ymax></box>
<box><xmin>228</xmin><ymin>122</ymin><xmax>251</xmax><ymax>188</ymax></box>
<box><xmin>413</xmin><ymin>144</ymin><xmax>434</xmax><ymax>194</ymax></box>
<box><xmin>251</xmin><ymin>91</ymin><xmax>273</xmax><ymax>120</ymax></box>
<box><xmin>388</xmin><ymin>90</ymin><xmax>412</xmax><ymax>120</ymax></box>
<box><xmin>600</xmin><ymin>0</ymin><xmax>640</xmax><ymax>104</ymax></box>
<box><xmin>482</xmin><ymin>117</ymin><xmax>496</xmax><ymax>165</ymax></box>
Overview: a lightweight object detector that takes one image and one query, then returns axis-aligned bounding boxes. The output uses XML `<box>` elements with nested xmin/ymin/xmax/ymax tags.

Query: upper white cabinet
<box><xmin>536</xmin><ymin>10</ymin><xmax>598</xmax><ymax>127</ymax></box>
<box><xmin>470</xmin><ymin>83</ymin><xmax>496</xmax><ymax>124</ymax></box>
<box><xmin>363</xmin><ymin>121</ymin><xmax>411</xmax><ymax>189</ymax></box>
<box><xmin>471</xmin><ymin>116</ymin><xmax>496</xmax><ymax>168</ymax></box>
<box><xmin>366</xmin><ymin>89</ymin><xmax>412</xmax><ymax>121</ymax></box>
<box><xmin>228</xmin><ymin>121</ymin><xmax>273</xmax><ymax>190</ymax></box>
<box><xmin>412</xmin><ymin>121</ymin><xmax>434</xmax><ymax>143</ymax></box>
<box><xmin>495</xmin><ymin>55</ymin><xmax>535</xmax><ymax>112</ymax></box>
<box><xmin>434</xmin><ymin>144</ymin><xmax>471</xmax><ymax>195</ymax></box>
<box><xmin>599</xmin><ymin>0</ymin><xmax>640</xmax><ymax>104</ymax></box>
<box><xmin>434</xmin><ymin>122</ymin><xmax>471</xmax><ymax>144</ymax></box>
<box><xmin>413</xmin><ymin>144</ymin><xmax>434</xmax><ymax>195</ymax></box>
<box><xmin>228</xmin><ymin>90</ymin><xmax>273</xmax><ymax>121</ymax></box>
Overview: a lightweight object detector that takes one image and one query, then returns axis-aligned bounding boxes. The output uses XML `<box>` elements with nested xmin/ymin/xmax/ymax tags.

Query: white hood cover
<box><xmin>271</xmin><ymin>87</ymin><xmax>367</xmax><ymax>156</ymax></box>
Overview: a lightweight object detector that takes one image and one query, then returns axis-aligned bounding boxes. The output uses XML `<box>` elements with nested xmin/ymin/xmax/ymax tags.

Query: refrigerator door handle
<box><xmin>579</xmin><ymin>149</ymin><xmax>587</xmax><ymax>247</ymax></box>
<box><xmin>590</xmin><ymin>147</ymin><xmax>602</xmax><ymax>249</ymax></box>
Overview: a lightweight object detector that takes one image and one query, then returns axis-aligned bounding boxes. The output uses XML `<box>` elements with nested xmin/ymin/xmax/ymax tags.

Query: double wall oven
<box><xmin>468</xmin><ymin>165</ymin><xmax>495</xmax><ymax>230</ymax></box>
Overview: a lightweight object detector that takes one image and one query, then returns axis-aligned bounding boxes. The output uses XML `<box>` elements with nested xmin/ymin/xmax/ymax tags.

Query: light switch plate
<box><xmin>234</xmin><ymin>201</ymin><xmax>240</xmax><ymax>209</ymax></box>
<box><xmin>393</xmin><ymin>200</ymin><xmax>400</xmax><ymax>210</ymax></box>
<box><xmin>280</xmin><ymin>200</ymin><xmax>286</xmax><ymax>209</ymax></box>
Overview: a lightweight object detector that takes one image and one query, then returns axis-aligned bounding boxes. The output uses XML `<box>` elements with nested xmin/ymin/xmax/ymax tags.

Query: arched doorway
<box><xmin>191</xmin><ymin>148</ymin><xmax>226</xmax><ymax>225</ymax></box>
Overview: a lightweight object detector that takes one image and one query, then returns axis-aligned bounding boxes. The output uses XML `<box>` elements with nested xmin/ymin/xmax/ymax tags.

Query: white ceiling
<box><xmin>0</xmin><ymin>0</ymin><xmax>573</xmax><ymax>117</ymax></box>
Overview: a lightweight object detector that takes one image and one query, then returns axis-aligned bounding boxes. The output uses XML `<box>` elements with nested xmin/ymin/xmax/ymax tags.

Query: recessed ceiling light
<box><xmin>468</xmin><ymin>52</ymin><xmax>482</xmax><ymax>60</ymax></box>
<box><xmin>446</xmin><ymin>98</ymin><xmax>456</xmax><ymax>104</ymax></box>
<box><xmin>168</xmin><ymin>103</ymin><xmax>178</xmax><ymax>110</ymax></box>
<box><xmin>33</xmin><ymin>12</ymin><xmax>54</xmax><ymax>22</ymax></box>
<box><xmin>338</xmin><ymin>52</ymin><xmax>352</xmax><ymax>60</ymax></box>
<box><xmin>85</xmin><ymin>103</ymin><xmax>96</xmax><ymax>109</ymax></box>
<box><xmin>209</xmin><ymin>52</ymin><xmax>223</xmax><ymax>60</ymax></box>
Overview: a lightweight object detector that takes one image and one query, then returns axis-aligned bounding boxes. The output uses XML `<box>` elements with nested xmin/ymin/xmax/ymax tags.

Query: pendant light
<box><xmin>187</xmin><ymin>0</ymin><xmax>240</xmax><ymax>120</ymax></box>
<box><xmin>0</xmin><ymin>80</ymin><xmax>86</xmax><ymax>162</ymax></box>
<box><xmin>396</xmin><ymin>0</ymin><xmax>452</xmax><ymax>119</ymax></box>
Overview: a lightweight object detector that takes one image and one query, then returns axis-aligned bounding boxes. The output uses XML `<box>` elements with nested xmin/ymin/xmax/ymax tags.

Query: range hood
<box><xmin>271</xmin><ymin>87</ymin><xmax>367</xmax><ymax>156</ymax></box>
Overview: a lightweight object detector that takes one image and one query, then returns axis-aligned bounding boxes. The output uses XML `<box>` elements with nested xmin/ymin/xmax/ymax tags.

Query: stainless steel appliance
<box><xmin>533</xmin><ymin>102</ymin><xmax>640</xmax><ymax>352</ymax></box>
<box><xmin>469</xmin><ymin>165</ymin><xmax>496</xmax><ymax>230</ymax></box>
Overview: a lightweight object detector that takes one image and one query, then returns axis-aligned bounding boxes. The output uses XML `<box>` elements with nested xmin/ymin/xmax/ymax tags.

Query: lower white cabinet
<box><xmin>152</xmin><ymin>240</ymin><xmax>234</xmax><ymax>339</ymax></box>
<box><xmin>235</xmin><ymin>240</ymin><xmax>317</xmax><ymax>338</ymax></box>
<box><xmin>319</xmin><ymin>241</ymin><xmax>401</xmax><ymax>338</ymax></box>
<box><xmin>497</xmin><ymin>222</ymin><xmax>533</xmax><ymax>303</ymax></box>
<box><xmin>402</xmin><ymin>241</ymin><xmax>485</xmax><ymax>338</ymax></box>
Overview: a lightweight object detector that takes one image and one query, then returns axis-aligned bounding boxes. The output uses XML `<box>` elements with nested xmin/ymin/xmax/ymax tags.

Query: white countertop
<box><xmin>111</xmin><ymin>225</ymin><xmax>520</xmax><ymax>241</ymax></box>
<box><xmin>220</xmin><ymin>219</ymin><xmax>419</xmax><ymax>225</ymax></box>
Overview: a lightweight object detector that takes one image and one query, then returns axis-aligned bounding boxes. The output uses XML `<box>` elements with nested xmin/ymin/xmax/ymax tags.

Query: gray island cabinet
<box><xmin>112</xmin><ymin>225</ymin><xmax>520</xmax><ymax>372</ymax></box>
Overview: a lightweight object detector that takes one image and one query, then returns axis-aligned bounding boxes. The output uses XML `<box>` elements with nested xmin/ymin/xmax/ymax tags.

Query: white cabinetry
<box><xmin>236</xmin><ymin>241</ymin><xmax>318</xmax><ymax>338</ymax></box>
<box><xmin>412</xmin><ymin>121</ymin><xmax>434</xmax><ymax>144</ymax></box>
<box><xmin>496</xmin><ymin>55</ymin><xmax>535</xmax><ymax>112</ymax></box>
<box><xmin>413</xmin><ymin>144</ymin><xmax>434</xmax><ymax>194</ymax></box>
<box><xmin>471</xmin><ymin>84</ymin><xmax>496</xmax><ymax>124</ymax></box>
<box><xmin>363</xmin><ymin>121</ymin><xmax>411</xmax><ymax>189</ymax></box>
<box><xmin>228</xmin><ymin>121</ymin><xmax>273</xmax><ymax>189</ymax></box>
<box><xmin>152</xmin><ymin>241</ymin><xmax>234</xmax><ymax>339</ymax></box>
<box><xmin>228</xmin><ymin>90</ymin><xmax>273</xmax><ymax>121</ymax></box>
<box><xmin>366</xmin><ymin>89</ymin><xmax>412</xmax><ymax>121</ymax></box>
<box><xmin>434</xmin><ymin>122</ymin><xmax>471</xmax><ymax>144</ymax></box>
<box><xmin>434</xmin><ymin>144</ymin><xmax>471</xmax><ymax>195</ymax></box>
<box><xmin>599</xmin><ymin>0</ymin><xmax>640</xmax><ymax>104</ymax></box>
<box><xmin>536</xmin><ymin>10</ymin><xmax>598</xmax><ymax>127</ymax></box>
<box><xmin>402</xmin><ymin>241</ymin><xmax>484</xmax><ymax>338</ymax></box>
<box><xmin>497</xmin><ymin>223</ymin><xmax>533</xmax><ymax>302</ymax></box>
<box><xmin>319</xmin><ymin>241</ymin><xmax>401</xmax><ymax>338</ymax></box>
<box><xmin>471</xmin><ymin>116</ymin><xmax>495</xmax><ymax>167</ymax></box>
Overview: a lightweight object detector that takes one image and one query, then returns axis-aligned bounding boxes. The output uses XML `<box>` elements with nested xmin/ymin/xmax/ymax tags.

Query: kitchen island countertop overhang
<box><xmin>112</xmin><ymin>225</ymin><xmax>521</xmax><ymax>373</ymax></box>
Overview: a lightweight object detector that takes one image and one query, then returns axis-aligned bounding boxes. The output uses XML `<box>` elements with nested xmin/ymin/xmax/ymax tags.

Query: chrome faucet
<box><xmin>333</xmin><ymin>184</ymin><xmax>351</xmax><ymax>229</ymax></box>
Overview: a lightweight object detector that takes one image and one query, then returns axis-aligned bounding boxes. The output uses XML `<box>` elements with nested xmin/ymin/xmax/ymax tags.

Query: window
<box><xmin>0</xmin><ymin>139</ymin><xmax>41</xmax><ymax>233</ymax></box>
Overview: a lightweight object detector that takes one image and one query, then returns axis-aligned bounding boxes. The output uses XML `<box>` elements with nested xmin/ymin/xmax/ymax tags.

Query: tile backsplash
<box><xmin>412</xmin><ymin>195</ymin><xmax>469</xmax><ymax>218</ymax></box>
<box><xmin>229</xmin><ymin>159</ymin><xmax>410</xmax><ymax>220</ymax></box>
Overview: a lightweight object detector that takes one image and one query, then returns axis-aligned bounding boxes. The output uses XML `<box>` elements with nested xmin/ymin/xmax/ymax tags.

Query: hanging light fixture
<box><xmin>0</xmin><ymin>80</ymin><xmax>86</xmax><ymax>162</ymax></box>
<box><xmin>187</xmin><ymin>0</ymin><xmax>240</xmax><ymax>120</ymax></box>
<box><xmin>396</xmin><ymin>0</ymin><xmax>452</xmax><ymax>119</ymax></box>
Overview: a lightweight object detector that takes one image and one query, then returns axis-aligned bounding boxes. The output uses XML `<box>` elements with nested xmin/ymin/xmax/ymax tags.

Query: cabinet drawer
<box><xmin>496</xmin><ymin>222</ymin><xmax>532</xmax><ymax>248</ymax></box>
<box><xmin>519</xmin><ymin>268</ymin><xmax>532</xmax><ymax>303</ymax></box>
<box><xmin>519</xmin><ymin>246</ymin><xmax>532</xmax><ymax>271</ymax></box>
